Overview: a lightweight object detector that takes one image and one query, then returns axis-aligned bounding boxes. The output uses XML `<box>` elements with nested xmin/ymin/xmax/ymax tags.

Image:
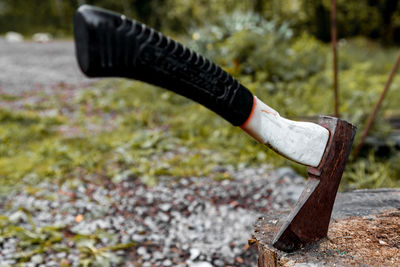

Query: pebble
<box><xmin>162</xmin><ymin>259</ymin><xmax>173</xmax><ymax>266</ymax></box>
<box><xmin>189</xmin><ymin>261</ymin><xmax>214</xmax><ymax>267</ymax></box>
<box><xmin>8</xmin><ymin>210</ymin><xmax>27</xmax><ymax>223</ymax></box>
<box><xmin>190</xmin><ymin>248</ymin><xmax>201</xmax><ymax>260</ymax></box>
<box><xmin>142</xmin><ymin>253</ymin><xmax>151</xmax><ymax>261</ymax></box>
<box><xmin>137</xmin><ymin>247</ymin><xmax>147</xmax><ymax>255</ymax></box>
<box><xmin>31</xmin><ymin>254</ymin><xmax>43</xmax><ymax>264</ymax></box>
<box><xmin>56</xmin><ymin>252</ymin><xmax>66</xmax><ymax>259</ymax></box>
<box><xmin>159</xmin><ymin>203</ymin><xmax>172</xmax><ymax>212</ymax></box>
<box><xmin>213</xmin><ymin>259</ymin><xmax>225</xmax><ymax>266</ymax></box>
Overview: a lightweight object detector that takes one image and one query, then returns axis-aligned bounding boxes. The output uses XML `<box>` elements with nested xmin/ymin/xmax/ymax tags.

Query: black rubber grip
<box><xmin>74</xmin><ymin>5</ymin><xmax>254</xmax><ymax>126</ymax></box>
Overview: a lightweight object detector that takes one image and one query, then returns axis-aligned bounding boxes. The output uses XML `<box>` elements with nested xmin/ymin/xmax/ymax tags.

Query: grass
<box><xmin>0</xmin><ymin>38</ymin><xmax>399</xmax><ymax>196</ymax></box>
<box><xmin>0</xmin><ymin>79</ymin><xmax>293</xmax><ymax>195</ymax></box>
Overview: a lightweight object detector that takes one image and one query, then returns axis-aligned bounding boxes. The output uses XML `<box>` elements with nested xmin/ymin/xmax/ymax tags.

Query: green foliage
<box><xmin>1</xmin><ymin>30</ymin><xmax>399</xmax><ymax>193</ymax></box>
<box><xmin>342</xmin><ymin>153</ymin><xmax>398</xmax><ymax>190</ymax></box>
<box><xmin>0</xmin><ymin>0</ymin><xmax>76</xmax><ymax>36</ymax></box>
<box><xmin>187</xmin><ymin>17</ymin><xmax>400</xmax><ymax>188</ymax></box>
<box><xmin>301</xmin><ymin>0</ymin><xmax>400</xmax><ymax>44</ymax></box>
<box><xmin>2</xmin><ymin>0</ymin><xmax>400</xmax><ymax>44</ymax></box>
<box><xmin>187</xmin><ymin>12</ymin><xmax>324</xmax><ymax>84</ymax></box>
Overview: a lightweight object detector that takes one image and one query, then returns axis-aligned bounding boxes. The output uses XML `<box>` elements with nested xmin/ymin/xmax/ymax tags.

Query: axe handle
<box><xmin>74</xmin><ymin>5</ymin><xmax>331</xmax><ymax>167</ymax></box>
<box><xmin>74</xmin><ymin>5</ymin><xmax>254</xmax><ymax>126</ymax></box>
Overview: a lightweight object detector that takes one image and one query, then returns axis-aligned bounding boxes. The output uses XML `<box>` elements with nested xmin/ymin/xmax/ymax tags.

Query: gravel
<box><xmin>0</xmin><ymin>166</ymin><xmax>305</xmax><ymax>266</ymax></box>
<box><xmin>0</xmin><ymin>40</ymin><xmax>93</xmax><ymax>94</ymax></box>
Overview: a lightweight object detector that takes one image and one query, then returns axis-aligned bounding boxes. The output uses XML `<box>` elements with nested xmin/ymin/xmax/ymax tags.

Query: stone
<box><xmin>8</xmin><ymin>210</ymin><xmax>27</xmax><ymax>223</ymax></box>
<box><xmin>188</xmin><ymin>261</ymin><xmax>213</xmax><ymax>267</ymax></box>
<box><xmin>5</xmin><ymin>32</ymin><xmax>23</xmax><ymax>43</ymax></box>
<box><xmin>189</xmin><ymin>248</ymin><xmax>201</xmax><ymax>260</ymax></box>
<box><xmin>162</xmin><ymin>259</ymin><xmax>172</xmax><ymax>266</ymax></box>
<box><xmin>254</xmin><ymin>189</ymin><xmax>400</xmax><ymax>266</ymax></box>
<box><xmin>31</xmin><ymin>254</ymin><xmax>44</xmax><ymax>264</ymax></box>
<box><xmin>159</xmin><ymin>203</ymin><xmax>172</xmax><ymax>212</ymax></box>
<box><xmin>212</xmin><ymin>259</ymin><xmax>224</xmax><ymax>266</ymax></box>
<box><xmin>137</xmin><ymin>247</ymin><xmax>147</xmax><ymax>256</ymax></box>
<box><xmin>56</xmin><ymin>252</ymin><xmax>67</xmax><ymax>259</ymax></box>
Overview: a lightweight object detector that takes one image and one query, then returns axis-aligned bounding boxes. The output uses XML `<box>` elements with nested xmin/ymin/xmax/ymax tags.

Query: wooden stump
<box><xmin>254</xmin><ymin>189</ymin><xmax>400</xmax><ymax>266</ymax></box>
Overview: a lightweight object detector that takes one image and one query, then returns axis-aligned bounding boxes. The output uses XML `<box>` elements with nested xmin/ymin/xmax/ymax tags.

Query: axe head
<box><xmin>273</xmin><ymin>116</ymin><xmax>357</xmax><ymax>252</ymax></box>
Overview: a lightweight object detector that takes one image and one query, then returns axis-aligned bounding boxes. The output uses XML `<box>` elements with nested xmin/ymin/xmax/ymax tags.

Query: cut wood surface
<box><xmin>254</xmin><ymin>189</ymin><xmax>400</xmax><ymax>266</ymax></box>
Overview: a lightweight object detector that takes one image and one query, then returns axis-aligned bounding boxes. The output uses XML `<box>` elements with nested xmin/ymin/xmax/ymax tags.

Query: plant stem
<box><xmin>331</xmin><ymin>0</ymin><xmax>339</xmax><ymax>118</ymax></box>
<box><xmin>353</xmin><ymin>51</ymin><xmax>400</xmax><ymax>158</ymax></box>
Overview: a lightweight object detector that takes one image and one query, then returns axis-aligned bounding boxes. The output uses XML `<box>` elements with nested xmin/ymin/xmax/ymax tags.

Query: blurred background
<box><xmin>2</xmin><ymin>0</ymin><xmax>400</xmax><ymax>44</ymax></box>
<box><xmin>0</xmin><ymin>0</ymin><xmax>399</xmax><ymax>266</ymax></box>
<box><xmin>1</xmin><ymin>0</ymin><xmax>398</xmax><ymax>189</ymax></box>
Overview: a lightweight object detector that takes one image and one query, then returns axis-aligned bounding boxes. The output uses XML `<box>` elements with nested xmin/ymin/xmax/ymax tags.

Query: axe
<box><xmin>73</xmin><ymin>5</ymin><xmax>357</xmax><ymax>252</ymax></box>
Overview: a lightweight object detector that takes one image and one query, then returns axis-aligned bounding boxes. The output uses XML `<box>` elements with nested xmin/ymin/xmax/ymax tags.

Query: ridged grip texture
<box><xmin>74</xmin><ymin>5</ymin><xmax>254</xmax><ymax>126</ymax></box>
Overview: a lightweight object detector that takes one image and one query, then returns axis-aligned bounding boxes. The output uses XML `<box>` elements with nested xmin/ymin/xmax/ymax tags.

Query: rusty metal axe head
<box><xmin>273</xmin><ymin>116</ymin><xmax>357</xmax><ymax>252</ymax></box>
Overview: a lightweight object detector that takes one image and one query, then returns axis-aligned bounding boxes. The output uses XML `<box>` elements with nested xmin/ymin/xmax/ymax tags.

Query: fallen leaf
<box><xmin>75</xmin><ymin>214</ymin><xmax>84</xmax><ymax>223</ymax></box>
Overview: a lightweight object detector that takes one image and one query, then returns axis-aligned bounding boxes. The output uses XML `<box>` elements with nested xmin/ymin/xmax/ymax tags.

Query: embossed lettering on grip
<box><xmin>75</xmin><ymin>6</ymin><xmax>254</xmax><ymax>126</ymax></box>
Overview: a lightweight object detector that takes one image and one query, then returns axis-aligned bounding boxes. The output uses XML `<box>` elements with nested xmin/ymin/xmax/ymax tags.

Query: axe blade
<box><xmin>273</xmin><ymin>116</ymin><xmax>357</xmax><ymax>252</ymax></box>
